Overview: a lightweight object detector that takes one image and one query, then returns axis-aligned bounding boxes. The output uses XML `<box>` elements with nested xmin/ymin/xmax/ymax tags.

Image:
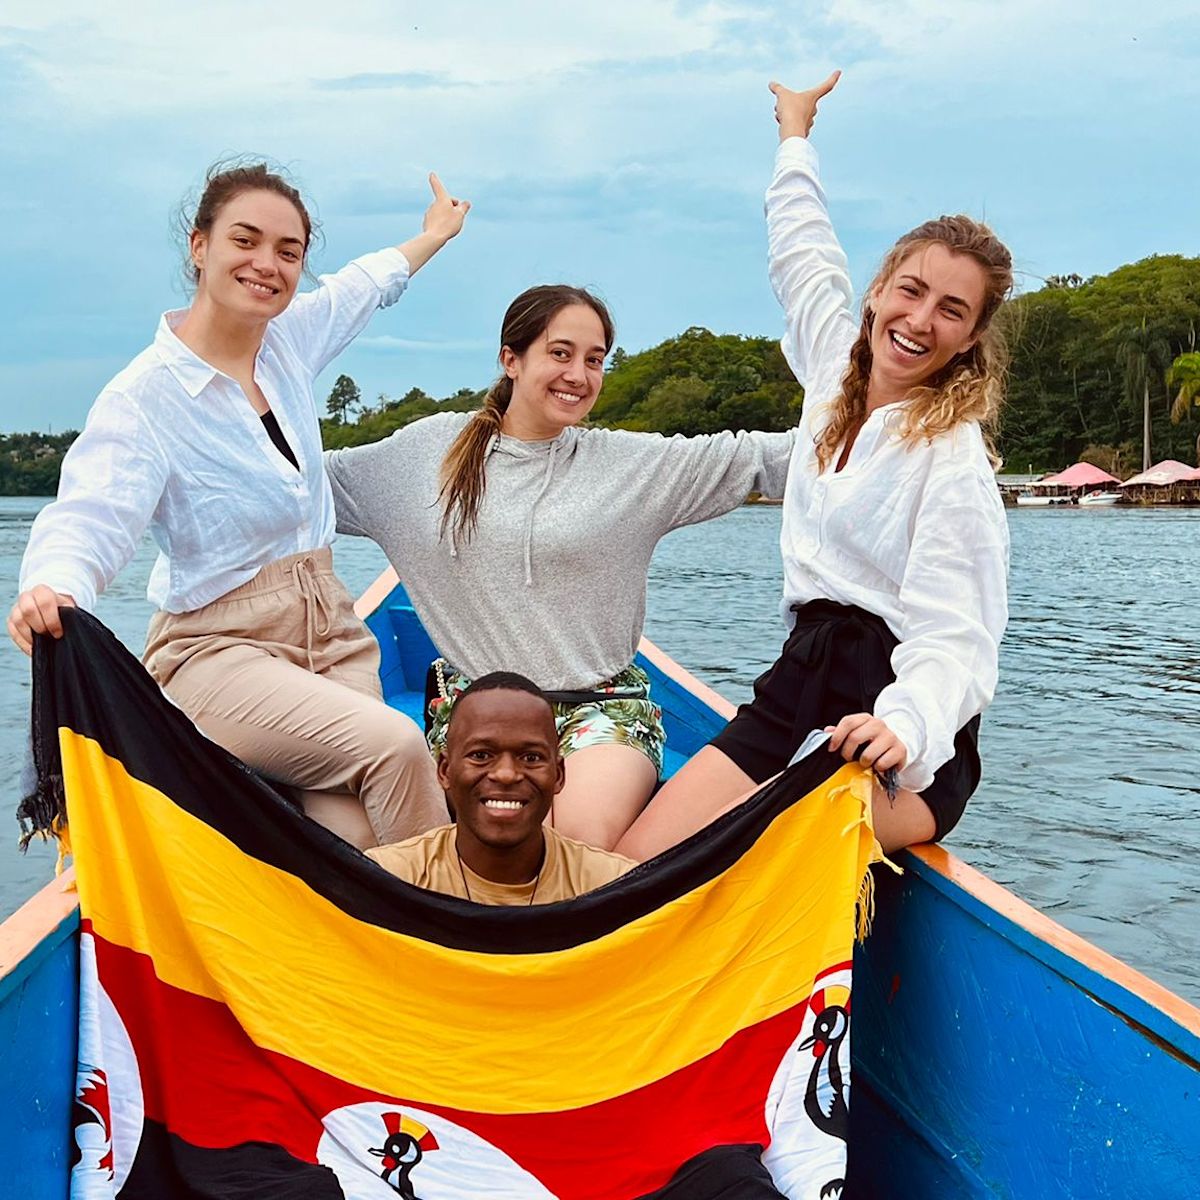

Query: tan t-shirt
<box><xmin>367</xmin><ymin>825</ymin><xmax>634</xmax><ymax>906</ymax></box>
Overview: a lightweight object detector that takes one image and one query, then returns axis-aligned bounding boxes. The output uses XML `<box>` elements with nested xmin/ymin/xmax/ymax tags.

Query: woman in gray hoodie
<box><xmin>325</xmin><ymin>286</ymin><xmax>794</xmax><ymax>850</ymax></box>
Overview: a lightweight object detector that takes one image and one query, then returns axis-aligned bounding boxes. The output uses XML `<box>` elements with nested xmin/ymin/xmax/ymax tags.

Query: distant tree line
<box><xmin>6</xmin><ymin>253</ymin><xmax>1199</xmax><ymax>493</ymax></box>
<box><xmin>1001</xmin><ymin>255</ymin><xmax>1200</xmax><ymax>474</ymax></box>
<box><xmin>0</xmin><ymin>431</ymin><xmax>80</xmax><ymax>495</ymax></box>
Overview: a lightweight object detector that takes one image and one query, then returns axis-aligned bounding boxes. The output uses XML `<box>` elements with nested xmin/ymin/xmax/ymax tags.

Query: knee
<box><xmin>368</xmin><ymin>711</ymin><xmax>435</xmax><ymax>769</ymax></box>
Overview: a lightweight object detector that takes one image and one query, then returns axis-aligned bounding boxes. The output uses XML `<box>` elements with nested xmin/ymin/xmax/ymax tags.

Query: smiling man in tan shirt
<box><xmin>368</xmin><ymin>673</ymin><xmax>633</xmax><ymax>905</ymax></box>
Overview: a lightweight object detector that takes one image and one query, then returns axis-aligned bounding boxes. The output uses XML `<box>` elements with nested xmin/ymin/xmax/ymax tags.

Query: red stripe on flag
<box><xmin>91</xmin><ymin>928</ymin><xmax>844</xmax><ymax>1199</ymax></box>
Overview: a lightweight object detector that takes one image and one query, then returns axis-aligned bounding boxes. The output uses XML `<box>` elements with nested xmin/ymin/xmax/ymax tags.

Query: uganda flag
<box><xmin>28</xmin><ymin>610</ymin><xmax>879</xmax><ymax>1200</ymax></box>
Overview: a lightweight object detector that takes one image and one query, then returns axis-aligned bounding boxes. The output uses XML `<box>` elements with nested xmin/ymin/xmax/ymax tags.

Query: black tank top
<box><xmin>259</xmin><ymin>410</ymin><xmax>299</xmax><ymax>470</ymax></box>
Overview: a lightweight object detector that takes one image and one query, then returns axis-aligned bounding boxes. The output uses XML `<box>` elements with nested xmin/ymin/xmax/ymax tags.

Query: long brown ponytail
<box><xmin>815</xmin><ymin>214</ymin><xmax>1013</xmax><ymax>471</ymax></box>
<box><xmin>438</xmin><ymin>285</ymin><xmax>614</xmax><ymax>542</ymax></box>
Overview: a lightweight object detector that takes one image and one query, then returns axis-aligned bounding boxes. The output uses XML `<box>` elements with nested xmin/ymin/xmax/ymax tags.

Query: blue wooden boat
<box><xmin>3</xmin><ymin>570</ymin><xmax>1198</xmax><ymax>1197</ymax></box>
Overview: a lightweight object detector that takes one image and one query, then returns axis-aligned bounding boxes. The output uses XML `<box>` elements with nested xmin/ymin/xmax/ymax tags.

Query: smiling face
<box><xmin>867</xmin><ymin>243</ymin><xmax>988</xmax><ymax>402</ymax></box>
<box><xmin>189</xmin><ymin>188</ymin><xmax>306</xmax><ymax>322</ymax></box>
<box><xmin>499</xmin><ymin>304</ymin><xmax>608</xmax><ymax>440</ymax></box>
<box><xmin>438</xmin><ymin>689</ymin><xmax>565</xmax><ymax>860</ymax></box>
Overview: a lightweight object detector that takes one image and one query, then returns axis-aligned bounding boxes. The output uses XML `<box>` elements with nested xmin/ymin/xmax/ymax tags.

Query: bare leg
<box><xmin>550</xmin><ymin>743</ymin><xmax>658</xmax><ymax>852</ymax></box>
<box><xmin>872</xmin><ymin>781</ymin><xmax>935</xmax><ymax>853</ymax></box>
<box><xmin>615</xmin><ymin>745</ymin><xmax>754</xmax><ymax>862</ymax></box>
<box><xmin>616</xmin><ymin>744</ymin><xmax>939</xmax><ymax>862</ymax></box>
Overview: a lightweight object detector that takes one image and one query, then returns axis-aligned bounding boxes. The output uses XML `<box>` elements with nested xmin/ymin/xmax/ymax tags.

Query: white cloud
<box><xmin>1</xmin><ymin>1</ymin><xmax>768</xmax><ymax>113</ymax></box>
<box><xmin>1</xmin><ymin>0</ymin><xmax>1198</xmax><ymax>428</ymax></box>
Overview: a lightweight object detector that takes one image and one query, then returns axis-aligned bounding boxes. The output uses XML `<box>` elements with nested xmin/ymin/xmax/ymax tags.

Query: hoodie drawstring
<box><xmin>523</xmin><ymin>439</ymin><xmax>558</xmax><ymax>586</ymax></box>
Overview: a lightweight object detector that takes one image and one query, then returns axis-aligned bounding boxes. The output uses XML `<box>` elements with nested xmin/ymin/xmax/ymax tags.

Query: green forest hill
<box><xmin>5</xmin><ymin>253</ymin><xmax>1199</xmax><ymax>495</ymax></box>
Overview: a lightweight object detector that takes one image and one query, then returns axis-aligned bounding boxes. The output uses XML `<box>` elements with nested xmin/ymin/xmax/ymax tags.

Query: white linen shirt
<box><xmin>768</xmin><ymin>137</ymin><xmax>1010</xmax><ymax>792</ymax></box>
<box><xmin>20</xmin><ymin>248</ymin><xmax>411</xmax><ymax>614</ymax></box>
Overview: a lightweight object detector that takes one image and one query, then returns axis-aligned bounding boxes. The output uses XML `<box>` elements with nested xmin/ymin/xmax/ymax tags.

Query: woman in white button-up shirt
<box><xmin>10</xmin><ymin>162</ymin><xmax>469</xmax><ymax>849</ymax></box>
<box><xmin>619</xmin><ymin>73</ymin><xmax>1012</xmax><ymax>859</ymax></box>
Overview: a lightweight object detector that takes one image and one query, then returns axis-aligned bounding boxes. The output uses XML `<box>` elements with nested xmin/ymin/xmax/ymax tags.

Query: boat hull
<box><xmin>1015</xmin><ymin>494</ymin><xmax>1072</xmax><ymax>506</ymax></box>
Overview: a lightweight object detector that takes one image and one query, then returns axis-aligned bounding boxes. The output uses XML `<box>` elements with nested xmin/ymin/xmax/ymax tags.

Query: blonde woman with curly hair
<box><xmin>619</xmin><ymin>71</ymin><xmax>1012</xmax><ymax>860</ymax></box>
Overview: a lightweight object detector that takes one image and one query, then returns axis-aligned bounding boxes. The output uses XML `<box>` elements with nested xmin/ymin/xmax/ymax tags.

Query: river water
<box><xmin>1</xmin><ymin>498</ymin><xmax>1197</xmax><ymax>1004</ymax></box>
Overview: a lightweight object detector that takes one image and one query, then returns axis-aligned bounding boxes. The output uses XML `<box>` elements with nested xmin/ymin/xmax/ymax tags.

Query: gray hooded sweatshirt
<box><xmin>326</xmin><ymin>411</ymin><xmax>794</xmax><ymax>690</ymax></box>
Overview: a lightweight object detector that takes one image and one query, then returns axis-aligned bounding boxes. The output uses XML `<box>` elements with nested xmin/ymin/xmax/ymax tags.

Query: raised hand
<box><xmin>8</xmin><ymin>585</ymin><xmax>76</xmax><ymax>655</ymax></box>
<box><xmin>423</xmin><ymin>172</ymin><xmax>471</xmax><ymax>245</ymax></box>
<box><xmin>768</xmin><ymin>70</ymin><xmax>841</xmax><ymax>142</ymax></box>
<box><xmin>398</xmin><ymin>173</ymin><xmax>472</xmax><ymax>275</ymax></box>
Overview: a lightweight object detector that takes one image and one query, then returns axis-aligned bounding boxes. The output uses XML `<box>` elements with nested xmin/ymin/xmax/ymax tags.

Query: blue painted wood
<box><xmin>0</xmin><ymin>909</ymin><xmax>79</xmax><ymax>1200</ymax></box>
<box><xmin>635</xmin><ymin>651</ymin><xmax>727</xmax><ymax>759</ymax></box>
<box><xmin>902</xmin><ymin>851</ymin><xmax>1200</xmax><ymax>1069</ymax></box>
<box><xmin>849</xmin><ymin>862</ymin><xmax>1200</xmax><ymax>1198</ymax></box>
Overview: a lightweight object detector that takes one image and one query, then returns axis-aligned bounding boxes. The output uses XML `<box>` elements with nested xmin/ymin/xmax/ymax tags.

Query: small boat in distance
<box><xmin>1015</xmin><ymin>491</ymin><xmax>1072</xmax><ymax>506</ymax></box>
<box><xmin>2</xmin><ymin>569</ymin><xmax>1198</xmax><ymax>1197</ymax></box>
<box><xmin>1078</xmin><ymin>490</ymin><xmax>1123</xmax><ymax>506</ymax></box>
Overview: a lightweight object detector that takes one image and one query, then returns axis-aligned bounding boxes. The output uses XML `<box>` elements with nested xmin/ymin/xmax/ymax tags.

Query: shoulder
<box><xmin>366</xmin><ymin>824</ymin><xmax>455</xmax><ymax>876</ymax></box>
<box><xmin>574</xmin><ymin>425</ymin><xmax>659</xmax><ymax>452</ymax></box>
<box><xmin>335</xmin><ymin>410</ymin><xmax>474</xmax><ymax>462</ymax></box>
<box><xmin>915</xmin><ymin>425</ymin><xmax>1007</xmax><ymax>519</ymax></box>
<box><xmin>547</xmin><ymin>827</ymin><xmax>636</xmax><ymax>885</ymax></box>
<box><xmin>103</xmin><ymin>344</ymin><xmax>172</xmax><ymax>404</ymax></box>
<box><xmin>924</xmin><ymin>423</ymin><xmax>997</xmax><ymax>482</ymax></box>
<box><xmin>394</xmin><ymin>409</ymin><xmax>475</xmax><ymax>445</ymax></box>
<box><xmin>75</xmin><ymin>354</ymin><xmax>171</xmax><ymax>445</ymax></box>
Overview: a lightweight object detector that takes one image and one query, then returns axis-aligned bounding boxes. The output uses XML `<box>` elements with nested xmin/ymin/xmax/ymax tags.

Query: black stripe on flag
<box><xmin>34</xmin><ymin>609</ymin><xmax>845</xmax><ymax>955</ymax></box>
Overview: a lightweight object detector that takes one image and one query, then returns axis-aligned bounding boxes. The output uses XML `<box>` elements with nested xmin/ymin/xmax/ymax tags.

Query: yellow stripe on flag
<box><xmin>64</xmin><ymin>729</ymin><xmax>873</xmax><ymax>1114</ymax></box>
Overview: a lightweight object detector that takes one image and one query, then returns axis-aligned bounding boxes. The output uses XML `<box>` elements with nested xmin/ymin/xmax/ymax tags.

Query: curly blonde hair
<box><xmin>814</xmin><ymin>215</ymin><xmax>1013</xmax><ymax>472</ymax></box>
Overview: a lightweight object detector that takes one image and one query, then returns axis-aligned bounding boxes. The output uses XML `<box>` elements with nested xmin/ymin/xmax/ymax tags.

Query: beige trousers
<box><xmin>143</xmin><ymin>548</ymin><xmax>447</xmax><ymax>847</ymax></box>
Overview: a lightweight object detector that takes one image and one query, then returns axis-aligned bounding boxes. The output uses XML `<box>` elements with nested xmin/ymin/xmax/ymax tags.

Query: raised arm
<box><xmin>10</xmin><ymin>394</ymin><xmax>168</xmax><ymax>653</ymax></box>
<box><xmin>765</xmin><ymin>73</ymin><xmax>857</xmax><ymax>392</ymax></box>
<box><xmin>276</xmin><ymin>173</ymin><xmax>471</xmax><ymax>378</ymax></box>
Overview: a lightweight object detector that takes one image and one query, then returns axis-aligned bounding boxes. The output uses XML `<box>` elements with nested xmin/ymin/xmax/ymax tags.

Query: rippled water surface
<box><xmin>2</xmin><ymin>499</ymin><xmax>1197</xmax><ymax>1003</ymax></box>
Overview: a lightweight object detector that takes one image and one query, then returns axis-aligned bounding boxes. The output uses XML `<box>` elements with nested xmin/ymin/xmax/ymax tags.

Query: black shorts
<box><xmin>710</xmin><ymin>600</ymin><xmax>981</xmax><ymax>841</ymax></box>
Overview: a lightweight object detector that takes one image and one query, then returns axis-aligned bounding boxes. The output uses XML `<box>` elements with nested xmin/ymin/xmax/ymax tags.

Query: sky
<box><xmin>0</xmin><ymin>1</ymin><xmax>1196</xmax><ymax>432</ymax></box>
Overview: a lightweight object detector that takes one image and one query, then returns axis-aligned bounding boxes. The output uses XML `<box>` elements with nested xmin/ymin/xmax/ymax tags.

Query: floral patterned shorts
<box><xmin>426</xmin><ymin>662</ymin><xmax>665</xmax><ymax>777</ymax></box>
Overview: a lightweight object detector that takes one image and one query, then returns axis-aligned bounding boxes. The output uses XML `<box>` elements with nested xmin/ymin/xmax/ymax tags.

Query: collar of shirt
<box><xmin>153</xmin><ymin>310</ymin><xmax>224</xmax><ymax>399</ymax></box>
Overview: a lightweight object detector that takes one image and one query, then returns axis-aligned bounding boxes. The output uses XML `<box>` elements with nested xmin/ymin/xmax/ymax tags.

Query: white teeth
<box><xmin>551</xmin><ymin>390</ymin><xmax>583</xmax><ymax>403</ymax></box>
<box><xmin>483</xmin><ymin>799</ymin><xmax>523</xmax><ymax>810</ymax></box>
<box><xmin>891</xmin><ymin>332</ymin><xmax>927</xmax><ymax>355</ymax></box>
<box><xmin>239</xmin><ymin>279</ymin><xmax>276</xmax><ymax>295</ymax></box>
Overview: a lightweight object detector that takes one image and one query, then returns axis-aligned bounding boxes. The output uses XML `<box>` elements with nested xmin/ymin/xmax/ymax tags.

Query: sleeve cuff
<box><xmin>872</xmin><ymin>707</ymin><xmax>932</xmax><ymax>792</ymax></box>
<box><xmin>17</xmin><ymin>567</ymin><xmax>97</xmax><ymax>615</ymax></box>
<box><xmin>775</xmin><ymin>135</ymin><xmax>819</xmax><ymax>172</ymax></box>
<box><xmin>349</xmin><ymin>247</ymin><xmax>412</xmax><ymax>295</ymax></box>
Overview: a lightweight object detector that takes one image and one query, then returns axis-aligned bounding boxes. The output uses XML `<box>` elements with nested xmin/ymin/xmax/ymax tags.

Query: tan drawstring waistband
<box><xmin>290</xmin><ymin>555</ymin><xmax>335</xmax><ymax>672</ymax></box>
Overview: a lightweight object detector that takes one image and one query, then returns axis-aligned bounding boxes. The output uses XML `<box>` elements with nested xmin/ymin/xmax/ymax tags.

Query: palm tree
<box><xmin>1168</xmin><ymin>351</ymin><xmax>1200</xmax><ymax>464</ymax></box>
<box><xmin>1118</xmin><ymin>319</ymin><xmax>1171</xmax><ymax>470</ymax></box>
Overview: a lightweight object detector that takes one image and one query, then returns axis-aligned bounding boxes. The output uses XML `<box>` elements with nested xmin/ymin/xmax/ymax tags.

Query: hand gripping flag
<box><xmin>26</xmin><ymin>610</ymin><xmax>880</xmax><ymax>1200</ymax></box>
